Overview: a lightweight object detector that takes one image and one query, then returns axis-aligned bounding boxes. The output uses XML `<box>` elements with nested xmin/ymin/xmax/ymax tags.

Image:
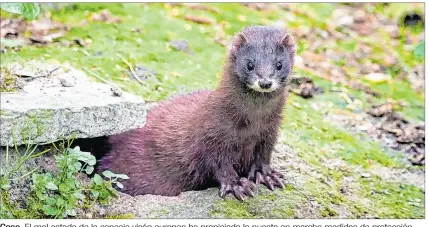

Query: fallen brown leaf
<box><xmin>184</xmin><ymin>15</ymin><xmax>214</xmax><ymax>25</ymax></box>
<box><xmin>91</xmin><ymin>9</ymin><xmax>122</xmax><ymax>24</ymax></box>
<box><xmin>241</xmin><ymin>3</ymin><xmax>272</xmax><ymax>11</ymax></box>
<box><xmin>184</xmin><ymin>3</ymin><xmax>219</xmax><ymax>14</ymax></box>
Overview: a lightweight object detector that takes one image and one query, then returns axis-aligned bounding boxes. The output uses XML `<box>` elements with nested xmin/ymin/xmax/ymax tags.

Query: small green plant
<box><xmin>90</xmin><ymin>170</ymin><xmax>129</xmax><ymax>205</ymax></box>
<box><xmin>0</xmin><ymin>3</ymin><xmax>40</xmax><ymax>20</ymax></box>
<box><xmin>29</xmin><ymin>145</ymin><xmax>129</xmax><ymax>218</ymax></box>
<box><xmin>0</xmin><ymin>138</ymin><xmax>129</xmax><ymax>219</ymax></box>
<box><xmin>0</xmin><ymin>143</ymin><xmax>50</xmax><ymax>218</ymax></box>
<box><xmin>29</xmin><ymin>146</ymin><xmax>97</xmax><ymax>218</ymax></box>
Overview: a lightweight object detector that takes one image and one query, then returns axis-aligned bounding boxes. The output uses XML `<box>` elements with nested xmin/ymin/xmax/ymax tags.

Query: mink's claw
<box><xmin>272</xmin><ymin>174</ymin><xmax>285</xmax><ymax>189</ymax></box>
<box><xmin>240</xmin><ymin>177</ymin><xmax>256</xmax><ymax>197</ymax></box>
<box><xmin>271</xmin><ymin>169</ymin><xmax>285</xmax><ymax>179</ymax></box>
<box><xmin>255</xmin><ymin>172</ymin><xmax>264</xmax><ymax>185</ymax></box>
<box><xmin>248</xmin><ymin>164</ymin><xmax>285</xmax><ymax>191</ymax></box>
<box><xmin>265</xmin><ymin>176</ymin><xmax>275</xmax><ymax>191</ymax></box>
<box><xmin>233</xmin><ymin>185</ymin><xmax>245</xmax><ymax>201</ymax></box>
<box><xmin>219</xmin><ymin>177</ymin><xmax>256</xmax><ymax>201</ymax></box>
<box><xmin>219</xmin><ymin>183</ymin><xmax>233</xmax><ymax>198</ymax></box>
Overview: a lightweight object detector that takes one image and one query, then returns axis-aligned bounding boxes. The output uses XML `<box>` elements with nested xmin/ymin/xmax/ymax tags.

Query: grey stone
<box><xmin>86</xmin><ymin>188</ymin><xmax>219</xmax><ymax>218</ymax></box>
<box><xmin>129</xmin><ymin>65</ymin><xmax>157</xmax><ymax>81</ymax></box>
<box><xmin>60</xmin><ymin>77</ymin><xmax>75</xmax><ymax>87</ymax></box>
<box><xmin>0</xmin><ymin>63</ymin><xmax>147</xmax><ymax>147</ymax></box>
<box><xmin>111</xmin><ymin>86</ymin><xmax>123</xmax><ymax>97</ymax></box>
<box><xmin>169</xmin><ymin>40</ymin><xmax>194</xmax><ymax>55</ymax></box>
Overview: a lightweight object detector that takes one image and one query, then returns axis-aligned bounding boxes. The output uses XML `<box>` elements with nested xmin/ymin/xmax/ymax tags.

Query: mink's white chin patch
<box><xmin>247</xmin><ymin>81</ymin><xmax>279</xmax><ymax>93</ymax></box>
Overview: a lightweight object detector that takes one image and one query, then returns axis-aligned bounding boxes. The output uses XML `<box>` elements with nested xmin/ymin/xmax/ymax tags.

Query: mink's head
<box><xmin>228</xmin><ymin>26</ymin><xmax>296</xmax><ymax>93</ymax></box>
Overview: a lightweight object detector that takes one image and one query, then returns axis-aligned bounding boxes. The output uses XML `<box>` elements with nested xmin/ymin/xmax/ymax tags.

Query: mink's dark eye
<box><xmin>276</xmin><ymin>62</ymin><xmax>282</xmax><ymax>70</ymax></box>
<box><xmin>247</xmin><ymin>62</ymin><xmax>254</xmax><ymax>71</ymax></box>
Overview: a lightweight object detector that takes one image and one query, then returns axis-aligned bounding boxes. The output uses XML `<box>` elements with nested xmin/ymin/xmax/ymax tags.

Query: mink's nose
<box><xmin>259</xmin><ymin>80</ymin><xmax>272</xmax><ymax>89</ymax></box>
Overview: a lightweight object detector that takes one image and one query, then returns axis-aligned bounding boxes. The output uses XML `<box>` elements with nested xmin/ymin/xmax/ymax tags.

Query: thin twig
<box><xmin>116</xmin><ymin>53</ymin><xmax>145</xmax><ymax>85</ymax></box>
<box><xmin>11</xmin><ymin>128</ymin><xmax>20</xmax><ymax>158</ymax></box>
<box><xmin>47</xmin><ymin>67</ymin><xmax>60</xmax><ymax>76</ymax></box>
<box><xmin>82</xmin><ymin>68</ymin><xmax>114</xmax><ymax>86</ymax></box>
<box><xmin>29</xmin><ymin>148</ymin><xmax>51</xmax><ymax>159</ymax></box>
<box><xmin>11</xmin><ymin>166</ymin><xmax>40</xmax><ymax>181</ymax></box>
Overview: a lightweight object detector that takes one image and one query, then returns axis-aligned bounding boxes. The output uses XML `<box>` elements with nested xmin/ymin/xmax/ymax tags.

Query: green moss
<box><xmin>319</xmin><ymin>206</ymin><xmax>338</xmax><ymax>217</ymax></box>
<box><xmin>358</xmin><ymin>178</ymin><xmax>424</xmax><ymax>218</ymax></box>
<box><xmin>105</xmin><ymin>213</ymin><xmax>135</xmax><ymax>219</ymax></box>
<box><xmin>0</xmin><ymin>110</ymin><xmax>14</xmax><ymax>116</ymax></box>
<box><xmin>19</xmin><ymin>110</ymin><xmax>54</xmax><ymax>142</ymax></box>
<box><xmin>211</xmin><ymin>197</ymin><xmax>253</xmax><ymax>218</ymax></box>
<box><xmin>211</xmin><ymin>185</ymin><xmax>302</xmax><ymax>218</ymax></box>
<box><xmin>281</xmin><ymin>95</ymin><xmax>404</xmax><ymax>169</ymax></box>
<box><xmin>303</xmin><ymin>174</ymin><xmax>371</xmax><ymax>219</ymax></box>
<box><xmin>146</xmin><ymin>208</ymin><xmax>169</xmax><ymax>218</ymax></box>
<box><xmin>0</xmin><ymin>67</ymin><xmax>19</xmax><ymax>92</ymax></box>
<box><xmin>1</xmin><ymin>190</ymin><xmax>40</xmax><ymax>219</ymax></box>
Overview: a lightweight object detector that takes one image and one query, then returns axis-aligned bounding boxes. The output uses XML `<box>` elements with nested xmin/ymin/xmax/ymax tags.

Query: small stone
<box><xmin>60</xmin><ymin>78</ymin><xmax>75</xmax><ymax>87</ymax></box>
<box><xmin>364</xmin><ymin>73</ymin><xmax>390</xmax><ymax>83</ymax></box>
<box><xmin>98</xmin><ymin>208</ymin><xmax>106</xmax><ymax>216</ymax></box>
<box><xmin>332</xmin><ymin>8</ymin><xmax>354</xmax><ymax>26</ymax></box>
<box><xmin>130</xmin><ymin>65</ymin><xmax>157</xmax><ymax>81</ymax></box>
<box><xmin>111</xmin><ymin>86</ymin><xmax>123</xmax><ymax>97</ymax></box>
<box><xmin>169</xmin><ymin>40</ymin><xmax>193</xmax><ymax>55</ymax></box>
<box><xmin>397</xmin><ymin>125</ymin><xmax>425</xmax><ymax>144</ymax></box>
<box><xmin>361</xmin><ymin>172</ymin><xmax>371</xmax><ymax>178</ymax></box>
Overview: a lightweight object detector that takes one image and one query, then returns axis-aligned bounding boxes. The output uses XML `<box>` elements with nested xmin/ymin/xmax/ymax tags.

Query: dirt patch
<box><xmin>327</xmin><ymin>104</ymin><xmax>425</xmax><ymax>166</ymax></box>
<box><xmin>367</xmin><ymin>103</ymin><xmax>424</xmax><ymax>166</ymax></box>
<box><xmin>287</xmin><ymin>76</ymin><xmax>324</xmax><ymax>99</ymax></box>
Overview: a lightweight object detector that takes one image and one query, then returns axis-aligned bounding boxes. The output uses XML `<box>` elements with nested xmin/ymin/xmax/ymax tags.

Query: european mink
<box><xmin>96</xmin><ymin>25</ymin><xmax>296</xmax><ymax>200</ymax></box>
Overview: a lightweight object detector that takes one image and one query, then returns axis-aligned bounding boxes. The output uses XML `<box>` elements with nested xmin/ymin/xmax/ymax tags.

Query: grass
<box><xmin>281</xmin><ymin>94</ymin><xmax>404</xmax><ymax>169</ymax></box>
<box><xmin>359</xmin><ymin>177</ymin><xmax>425</xmax><ymax>218</ymax></box>
<box><xmin>0</xmin><ymin>139</ymin><xmax>126</xmax><ymax>219</ymax></box>
<box><xmin>0</xmin><ymin>2</ymin><xmax>424</xmax><ymax>219</ymax></box>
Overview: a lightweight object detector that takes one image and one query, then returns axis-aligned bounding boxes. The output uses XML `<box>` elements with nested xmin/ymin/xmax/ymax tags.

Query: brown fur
<box><xmin>96</xmin><ymin>26</ymin><xmax>295</xmax><ymax>198</ymax></box>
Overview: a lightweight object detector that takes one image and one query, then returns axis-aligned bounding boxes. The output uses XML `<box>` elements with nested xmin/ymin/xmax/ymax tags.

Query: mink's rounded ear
<box><xmin>281</xmin><ymin>33</ymin><xmax>297</xmax><ymax>61</ymax></box>
<box><xmin>230</xmin><ymin>32</ymin><xmax>248</xmax><ymax>56</ymax></box>
<box><xmin>281</xmin><ymin>33</ymin><xmax>296</xmax><ymax>51</ymax></box>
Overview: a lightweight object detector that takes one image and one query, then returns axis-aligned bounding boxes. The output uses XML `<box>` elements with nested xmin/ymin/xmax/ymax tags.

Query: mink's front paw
<box><xmin>248</xmin><ymin>164</ymin><xmax>285</xmax><ymax>190</ymax></box>
<box><xmin>219</xmin><ymin>177</ymin><xmax>255</xmax><ymax>201</ymax></box>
